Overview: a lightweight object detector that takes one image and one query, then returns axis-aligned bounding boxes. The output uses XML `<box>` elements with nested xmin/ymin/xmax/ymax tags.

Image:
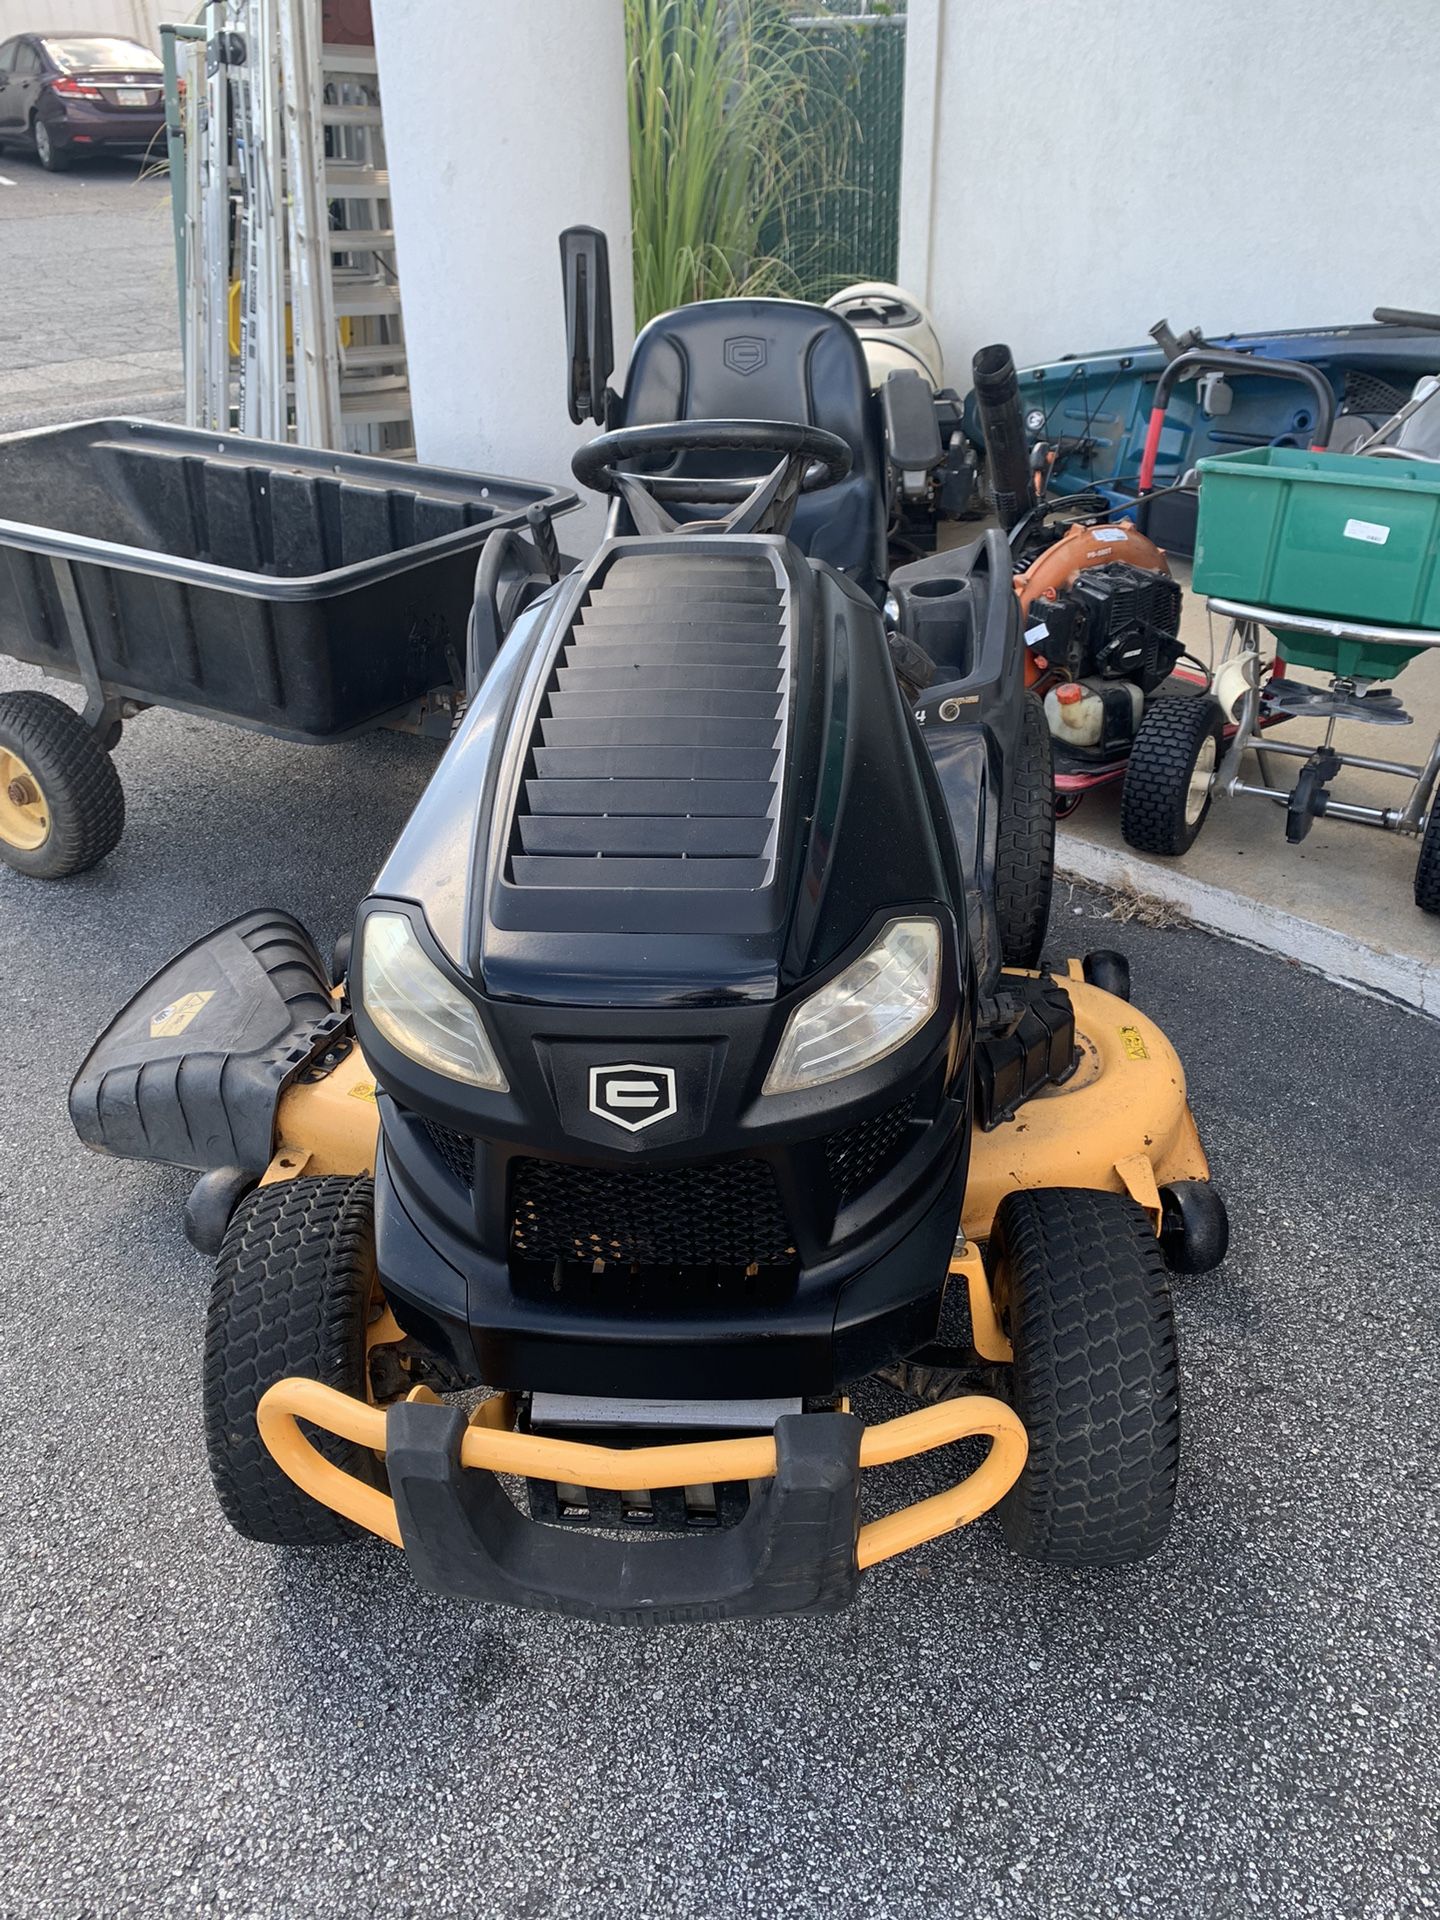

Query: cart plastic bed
<box><xmin>0</xmin><ymin>418</ymin><xmax>577</xmax><ymax>741</ymax></box>
<box><xmin>0</xmin><ymin>419</ymin><xmax>576</xmax><ymax>878</ymax></box>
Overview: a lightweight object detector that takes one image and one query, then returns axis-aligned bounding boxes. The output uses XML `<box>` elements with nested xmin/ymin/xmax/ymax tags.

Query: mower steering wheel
<box><xmin>571</xmin><ymin>418</ymin><xmax>852</xmax><ymax>503</ymax></box>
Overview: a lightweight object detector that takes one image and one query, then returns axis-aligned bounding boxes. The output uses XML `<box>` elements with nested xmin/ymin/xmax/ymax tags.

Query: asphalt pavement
<box><xmin>0</xmin><ymin>647</ymin><xmax>1436</xmax><ymax>1918</ymax></box>
<box><xmin>0</xmin><ymin>146</ymin><xmax>183</xmax><ymax>431</ymax></box>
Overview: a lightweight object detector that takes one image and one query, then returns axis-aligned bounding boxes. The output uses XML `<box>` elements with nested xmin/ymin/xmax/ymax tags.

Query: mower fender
<box><xmin>963</xmin><ymin>975</ymin><xmax>1210</xmax><ymax>1239</ymax></box>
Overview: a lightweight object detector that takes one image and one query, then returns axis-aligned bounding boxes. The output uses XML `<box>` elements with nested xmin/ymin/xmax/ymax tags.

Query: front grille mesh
<box><xmin>825</xmin><ymin>1096</ymin><xmax>917</xmax><ymax>1208</ymax></box>
<box><xmin>510</xmin><ymin>1156</ymin><xmax>796</xmax><ymax>1269</ymax></box>
<box><xmin>423</xmin><ymin>1120</ymin><xmax>475</xmax><ymax>1186</ymax></box>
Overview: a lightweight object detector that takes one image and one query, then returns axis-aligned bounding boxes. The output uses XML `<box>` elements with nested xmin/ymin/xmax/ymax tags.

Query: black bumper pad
<box><xmin>387</xmin><ymin>1401</ymin><xmax>864</xmax><ymax>1625</ymax></box>
<box><xmin>69</xmin><ymin>910</ymin><xmax>344</xmax><ymax>1172</ymax></box>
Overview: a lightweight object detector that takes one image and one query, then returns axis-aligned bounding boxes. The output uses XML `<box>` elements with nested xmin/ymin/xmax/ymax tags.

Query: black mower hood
<box><xmin>369</xmin><ymin>532</ymin><xmax>964</xmax><ymax>1008</ymax></box>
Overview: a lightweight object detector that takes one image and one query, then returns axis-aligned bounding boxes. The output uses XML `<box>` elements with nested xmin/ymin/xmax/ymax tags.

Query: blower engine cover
<box><xmin>1030</xmin><ymin>563</ymin><xmax>1183</xmax><ymax>693</ymax></box>
<box><xmin>826</xmin><ymin>282</ymin><xmax>945</xmax><ymax>392</ymax></box>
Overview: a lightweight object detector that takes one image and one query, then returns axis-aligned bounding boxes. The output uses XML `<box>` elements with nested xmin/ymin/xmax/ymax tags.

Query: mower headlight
<box><xmin>360</xmin><ymin>912</ymin><xmax>508</xmax><ymax>1092</ymax></box>
<box><xmin>762</xmin><ymin>917</ymin><xmax>942</xmax><ymax>1095</ymax></box>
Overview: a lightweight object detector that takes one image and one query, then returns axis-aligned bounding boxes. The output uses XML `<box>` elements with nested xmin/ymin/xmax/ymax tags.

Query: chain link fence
<box><xmin>764</xmin><ymin>0</ymin><xmax>907</xmax><ymax>300</ymax></box>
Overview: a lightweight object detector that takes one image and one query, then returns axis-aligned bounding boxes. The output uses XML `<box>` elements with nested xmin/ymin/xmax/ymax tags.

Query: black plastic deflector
<box><xmin>69</xmin><ymin>910</ymin><xmax>342</xmax><ymax>1172</ymax></box>
<box><xmin>388</xmin><ymin>1402</ymin><xmax>863</xmax><ymax>1625</ymax></box>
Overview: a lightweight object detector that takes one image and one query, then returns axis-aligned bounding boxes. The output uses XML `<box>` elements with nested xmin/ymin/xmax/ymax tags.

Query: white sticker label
<box><xmin>1343</xmin><ymin>517</ymin><xmax>1390</xmax><ymax>546</ymax></box>
<box><xmin>1090</xmin><ymin>526</ymin><xmax>1129</xmax><ymax>543</ymax></box>
<box><xmin>1025</xmin><ymin>621</ymin><xmax>1050</xmax><ymax>643</ymax></box>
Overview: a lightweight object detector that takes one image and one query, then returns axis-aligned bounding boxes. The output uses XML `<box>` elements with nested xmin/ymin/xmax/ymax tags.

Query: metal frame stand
<box><xmin>1209</xmin><ymin>596</ymin><xmax>1440</xmax><ymax>839</ymax></box>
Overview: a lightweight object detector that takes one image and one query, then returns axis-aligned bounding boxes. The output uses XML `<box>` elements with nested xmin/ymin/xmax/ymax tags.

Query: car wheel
<box><xmin>32</xmin><ymin>115</ymin><xmax>72</xmax><ymax>172</ymax></box>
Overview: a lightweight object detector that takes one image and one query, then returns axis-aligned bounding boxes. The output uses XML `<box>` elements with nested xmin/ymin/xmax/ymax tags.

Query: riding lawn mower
<box><xmin>68</xmin><ymin>233</ymin><xmax>1227</xmax><ymax>1624</ymax></box>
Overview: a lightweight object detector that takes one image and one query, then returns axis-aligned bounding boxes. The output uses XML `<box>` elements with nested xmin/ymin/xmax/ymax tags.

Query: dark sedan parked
<box><xmin>0</xmin><ymin>32</ymin><xmax>164</xmax><ymax>171</ymax></box>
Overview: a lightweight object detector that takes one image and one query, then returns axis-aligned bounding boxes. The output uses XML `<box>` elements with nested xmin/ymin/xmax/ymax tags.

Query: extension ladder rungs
<box><xmin>278</xmin><ymin>373</ymin><xmax>410</xmax><ymax>400</ymax></box>
<box><xmin>327</xmin><ymin>228</ymin><xmax>395</xmax><ymax>251</ymax></box>
<box><xmin>321</xmin><ymin>44</ymin><xmax>379</xmax><ymax>74</ymax></box>
<box><xmin>322</xmin><ymin>164</ymin><xmax>390</xmax><ymax>195</ymax></box>
<box><xmin>332</xmin><ymin>287</ymin><xmax>403</xmax><ymax>317</ymax></box>
<box><xmin>341</xmin><ymin>393</ymin><xmax>413</xmax><ymax>426</ymax></box>
<box><xmin>258</xmin><ymin>275</ymin><xmax>401</xmax><ymax>317</ymax></box>
<box><xmin>322</xmin><ymin>103</ymin><xmax>384</xmax><ymax>127</ymax></box>
<box><xmin>338</xmin><ymin>344</ymin><xmax>410</xmax><ymax>370</ymax></box>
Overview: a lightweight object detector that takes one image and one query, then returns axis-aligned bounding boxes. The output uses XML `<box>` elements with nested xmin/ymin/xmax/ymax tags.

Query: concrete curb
<box><xmin>1057</xmin><ymin>836</ymin><xmax>1440</xmax><ymax>1020</ymax></box>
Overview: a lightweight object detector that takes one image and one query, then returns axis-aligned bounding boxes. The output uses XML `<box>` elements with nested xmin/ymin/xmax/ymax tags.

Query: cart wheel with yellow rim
<box><xmin>0</xmin><ymin>690</ymin><xmax>124</xmax><ymax>879</ymax></box>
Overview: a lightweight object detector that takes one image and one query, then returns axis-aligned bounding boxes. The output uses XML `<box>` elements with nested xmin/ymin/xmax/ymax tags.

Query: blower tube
<box><xmin>971</xmin><ymin>344</ymin><xmax>1031</xmax><ymax>532</ymax></box>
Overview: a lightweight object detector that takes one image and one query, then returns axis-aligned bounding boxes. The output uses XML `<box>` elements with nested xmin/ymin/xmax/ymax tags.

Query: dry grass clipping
<box><xmin>1061</xmin><ymin>877</ymin><xmax>1192</xmax><ymax>930</ymax></box>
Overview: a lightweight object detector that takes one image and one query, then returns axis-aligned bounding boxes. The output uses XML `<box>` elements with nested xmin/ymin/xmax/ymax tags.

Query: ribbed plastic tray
<box><xmin>0</xmin><ymin>418</ymin><xmax>576</xmax><ymax>740</ymax></box>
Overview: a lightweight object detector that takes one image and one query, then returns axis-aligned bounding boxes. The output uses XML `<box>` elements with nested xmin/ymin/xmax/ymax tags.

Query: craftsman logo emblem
<box><xmin>150</xmin><ymin>990</ymin><xmax>214</xmax><ymax>1039</ymax></box>
<box><xmin>588</xmin><ymin>1063</ymin><xmax>678</xmax><ymax>1132</ymax></box>
<box><xmin>724</xmin><ymin>335</ymin><xmax>768</xmax><ymax>376</ymax></box>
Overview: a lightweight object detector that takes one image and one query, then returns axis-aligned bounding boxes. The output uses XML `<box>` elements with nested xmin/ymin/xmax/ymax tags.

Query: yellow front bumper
<box><xmin>258</xmin><ymin>1376</ymin><xmax>1028</xmax><ymax>1575</ymax></box>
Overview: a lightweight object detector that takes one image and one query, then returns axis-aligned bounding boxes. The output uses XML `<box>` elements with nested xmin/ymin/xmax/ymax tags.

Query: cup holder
<box><xmin>908</xmin><ymin>577</ymin><xmax>965</xmax><ymax>599</ymax></box>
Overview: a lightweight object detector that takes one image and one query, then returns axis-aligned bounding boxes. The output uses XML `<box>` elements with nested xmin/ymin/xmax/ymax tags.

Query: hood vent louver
<box><xmin>507</xmin><ymin>551</ymin><xmax>790</xmax><ymax>895</ymax></box>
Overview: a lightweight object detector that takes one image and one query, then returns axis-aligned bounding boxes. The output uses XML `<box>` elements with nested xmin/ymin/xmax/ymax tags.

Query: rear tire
<box><xmin>1414</xmin><ymin>794</ymin><xmax>1440</xmax><ymax>914</ymax></box>
<box><xmin>32</xmin><ymin>115</ymin><xmax>71</xmax><ymax>171</ymax></box>
<box><xmin>1121</xmin><ymin>694</ymin><xmax>1224</xmax><ymax>856</ymax></box>
<box><xmin>990</xmin><ymin>1187</ymin><xmax>1180</xmax><ymax>1565</ymax></box>
<box><xmin>203</xmin><ymin>1176</ymin><xmax>383</xmax><ymax>1546</ymax></box>
<box><xmin>994</xmin><ymin>691</ymin><xmax>1055</xmax><ymax>968</ymax></box>
<box><xmin>0</xmin><ymin>690</ymin><xmax>124</xmax><ymax>877</ymax></box>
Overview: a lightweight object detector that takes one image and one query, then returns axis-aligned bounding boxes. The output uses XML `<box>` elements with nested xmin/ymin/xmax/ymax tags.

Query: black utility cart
<box><xmin>0</xmin><ymin>419</ymin><xmax>575</xmax><ymax>877</ymax></box>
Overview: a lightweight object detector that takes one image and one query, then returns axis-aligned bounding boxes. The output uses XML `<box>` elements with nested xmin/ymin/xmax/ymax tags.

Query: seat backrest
<box><xmin>614</xmin><ymin>297</ymin><xmax>888</xmax><ymax>601</ymax></box>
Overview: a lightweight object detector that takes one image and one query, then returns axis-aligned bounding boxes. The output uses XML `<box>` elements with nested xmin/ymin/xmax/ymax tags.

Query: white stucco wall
<box><xmin>900</xmin><ymin>0</ymin><xmax>1440</xmax><ymax>383</ymax></box>
<box><xmin>371</xmin><ymin>0</ymin><xmax>634</xmax><ymax>548</ymax></box>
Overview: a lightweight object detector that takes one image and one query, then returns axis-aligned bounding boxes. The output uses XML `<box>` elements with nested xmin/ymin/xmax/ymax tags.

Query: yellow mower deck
<box><xmin>249</xmin><ymin>965</ymin><xmax>1207</xmax><ymax>1567</ymax></box>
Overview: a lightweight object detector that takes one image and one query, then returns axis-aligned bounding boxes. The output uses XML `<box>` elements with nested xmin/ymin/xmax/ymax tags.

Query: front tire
<box><xmin>990</xmin><ymin>1187</ymin><xmax>1180</xmax><ymax>1565</ymax></box>
<box><xmin>32</xmin><ymin>115</ymin><xmax>71</xmax><ymax>172</ymax></box>
<box><xmin>203</xmin><ymin>1176</ymin><xmax>384</xmax><ymax>1546</ymax></box>
<box><xmin>1121</xmin><ymin>694</ymin><xmax>1224</xmax><ymax>856</ymax></box>
<box><xmin>0</xmin><ymin>690</ymin><xmax>124</xmax><ymax>877</ymax></box>
<box><xmin>994</xmin><ymin>690</ymin><xmax>1055</xmax><ymax>968</ymax></box>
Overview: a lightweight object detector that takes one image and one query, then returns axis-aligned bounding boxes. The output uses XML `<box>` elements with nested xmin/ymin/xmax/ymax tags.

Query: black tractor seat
<box><xmin>612</xmin><ymin>297</ymin><xmax>889</xmax><ymax>603</ymax></box>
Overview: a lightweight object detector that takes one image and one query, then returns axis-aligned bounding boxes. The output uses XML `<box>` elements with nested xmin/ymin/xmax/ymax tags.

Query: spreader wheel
<box><xmin>990</xmin><ymin>1187</ymin><xmax>1180</xmax><ymax>1566</ymax></box>
<box><xmin>0</xmin><ymin>691</ymin><xmax>124</xmax><ymax>878</ymax></box>
<box><xmin>995</xmin><ymin>691</ymin><xmax>1055</xmax><ymax>968</ymax></box>
<box><xmin>1415</xmin><ymin>796</ymin><xmax>1440</xmax><ymax>915</ymax></box>
<box><xmin>1120</xmin><ymin>694</ymin><xmax>1224</xmax><ymax>856</ymax></box>
<box><xmin>204</xmin><ymin>1176</ymin><xmax>385</xmax><ymax>1546</ymax></box>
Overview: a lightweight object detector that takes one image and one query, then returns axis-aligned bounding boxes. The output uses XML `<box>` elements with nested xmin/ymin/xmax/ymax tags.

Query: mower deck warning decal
<box><xmin>1119</xmin><ymin>1025</ymin><xmax>1149</xmax><ymax>1061</ymax></box>
<box><xmin>150</xmin><ymin>990</ymin><xmax>214</xmax><ymax>1038</ymax></box>
<box><xmin>589</xmin><ymin>1063</ymin><xmax>678</xmax><ymax>1132</ymax></box>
